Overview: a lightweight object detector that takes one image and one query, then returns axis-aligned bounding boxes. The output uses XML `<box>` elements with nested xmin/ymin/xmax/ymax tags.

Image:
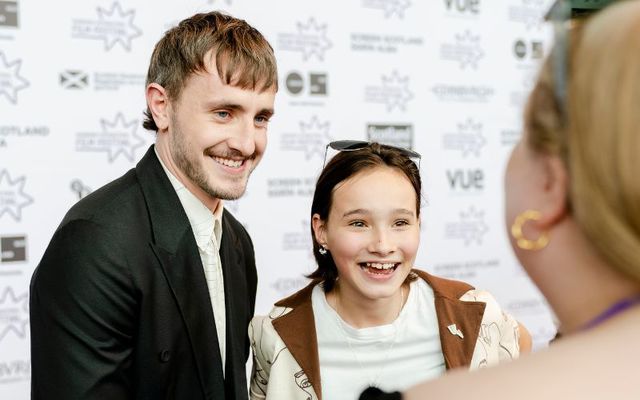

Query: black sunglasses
<box><xmin>322</xmin><ymin>140</ymin><xmax>421</xmax><ymax>169</ymax></box>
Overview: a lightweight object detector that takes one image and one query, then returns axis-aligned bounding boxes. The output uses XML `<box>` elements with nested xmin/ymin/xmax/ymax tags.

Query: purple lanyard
<box><xmin>580</xmin><ymin>294</ymin><xmax>640</xmax><ymax>331</ymax></box>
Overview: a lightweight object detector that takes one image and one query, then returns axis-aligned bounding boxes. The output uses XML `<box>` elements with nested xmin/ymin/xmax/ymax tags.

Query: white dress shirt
<box><xmin>155</xmin><ymin>149</ymin><xmax>226</xmax><ymax>375</ymax></box>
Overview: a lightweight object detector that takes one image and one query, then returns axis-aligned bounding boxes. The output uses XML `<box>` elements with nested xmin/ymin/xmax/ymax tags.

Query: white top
<box><xmin>155</xmin><ymin>149</ymin><xmax>226</xmax><ymax>375</ymax></box>
<box><xmin>312</xmin><ymin>279</ymin><xmax>446</xmax><ymax>400</ymax></box>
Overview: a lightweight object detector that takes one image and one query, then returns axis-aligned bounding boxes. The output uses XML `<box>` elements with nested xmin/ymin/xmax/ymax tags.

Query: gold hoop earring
<box><xmin>511</xmin><ymin>210</ymin><xmax>549</xmax><ymax>251</ymax></box>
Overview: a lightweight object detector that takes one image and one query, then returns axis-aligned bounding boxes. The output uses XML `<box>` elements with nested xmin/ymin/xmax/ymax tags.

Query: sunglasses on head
<box><xmin>322</xmin><ymin>140</ymin><xmax>421</xmax><ymax>169</ymax></box>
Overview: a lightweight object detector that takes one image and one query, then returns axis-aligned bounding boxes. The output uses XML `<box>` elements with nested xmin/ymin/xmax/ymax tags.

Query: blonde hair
<box><xmin>524</xmin><ymin>1</ymin><xmax>640</xmax><ymax>283</ymax></box>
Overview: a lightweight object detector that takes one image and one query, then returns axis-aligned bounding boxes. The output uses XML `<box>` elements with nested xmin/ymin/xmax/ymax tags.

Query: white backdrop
<box><xmin>0</xmin><ymin>0</ymin><xmax>556</xmax><ymax>398</ymax></box>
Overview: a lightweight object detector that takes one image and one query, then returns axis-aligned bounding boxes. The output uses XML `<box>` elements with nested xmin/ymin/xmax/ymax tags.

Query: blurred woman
<box><xmin>249</xmin><ymin>141</ymin><xmax>529</xmax><ymax>400</ymax></box>
<box><xmin>363</xmin><ymin>2</ymin><xmax>640</xmax><ymax>400</ymax></box>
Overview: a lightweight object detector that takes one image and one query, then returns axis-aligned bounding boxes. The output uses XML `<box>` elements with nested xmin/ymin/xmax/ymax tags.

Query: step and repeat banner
<box><xmin>1</xmin><ymin>0</ymin><xmax>555</xmax><ymax>397</ymax></box>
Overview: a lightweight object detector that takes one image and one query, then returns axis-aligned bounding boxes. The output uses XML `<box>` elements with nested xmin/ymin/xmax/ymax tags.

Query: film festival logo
<box><xmin>362</xmin><ymin>0</ymin><xmax>412</xmax><ymax>18</ymax></box>
<box><xmin>444</xmin><ymin>206</ymin><xmax>489</xmax><ymax>246</ymax></box>
<box><xmin>444</xmin><ymin>0</ymin><xmax>480</xmax><ymax>16</ymax></box>
<box><xmin>72</xmin><ymin>2</ymin><xmax>142</xmax><ymax>51</ymax></box>
<box><xmin>0</xmin><ymin>1</ymin><xmax>18</xmax><ymax>27</ymax></box>
<box><xmin>367</xmin><ymin>123</ymin><xmax>413</xmax><ymax>150</ymax></box>
<box><xmin>365</xmin><ymin>70</ymin><xmax>413</xmax><ymax>112</ymax></box>
<box><xmin>0</xmin><ymin>236</ymin><xmax>26</xmax><ymax>263</ymax></box>
<box><xmin>277</xmin><ymin>18</ymin><xmax>332</xmax><ymax>62</ymax></box>
<box><xmin>442</xmin><ymin>118</ymin><xmax>486</xmax><ymax>157</ymax></box>
<box><xmin>508</xmin><ymin>0</ymin><xmax>546</xmax><ymax>30</ymax></box>
<box><xmin>431</xmin><ymin>84</ymin><xmax>494</xmax><ymax>103</ymax></box>
<box><xmin>75</xmin><ymin>113</ymin><xmax>146</xmax><ymax>163</ymax></box>
<box><xmin>0</xmin><ymin>287</ymin><xmax>28</xmax><ymax>342</ymax></box>
<box><xmin>0</xmin><ymin>52</ymin><xmax>29</xmax><ymax>104</ymax></box>
<box><xmin>440</xmin><ymin>30</ymin><xmax>484</xmax><ymax>70</ymax></box>
<box><xmin>280</xmin><ymin>116</ymin><xmax>331</xmax><ymax>161</ymax></box>
<box><xmin>0</xmin><ymin>170</ymin><xmax>33</xmax><ymax>222</ymax></box>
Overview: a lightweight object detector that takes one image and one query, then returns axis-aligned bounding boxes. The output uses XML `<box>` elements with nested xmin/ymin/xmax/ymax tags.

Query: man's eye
<box><xmin>215</xmin><ymin>111</ymin><xmax>230</xmax><ymax>119</ymax></box>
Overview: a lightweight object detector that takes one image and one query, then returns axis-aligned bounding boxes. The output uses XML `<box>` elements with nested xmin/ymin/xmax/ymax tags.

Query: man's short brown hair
<box><xmin>143</xmin><ymin>11</ymin><xmax>278</xmax><ymax>131</ymax></box>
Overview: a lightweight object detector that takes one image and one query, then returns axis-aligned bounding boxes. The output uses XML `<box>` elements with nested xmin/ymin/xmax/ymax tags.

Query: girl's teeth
<box><xmin>365</xmin><ymin>262</ymin><xmax>396</xmax><ymax>270</ymax></box>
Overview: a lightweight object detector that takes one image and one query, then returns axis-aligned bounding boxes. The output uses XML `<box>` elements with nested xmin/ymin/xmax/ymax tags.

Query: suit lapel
<box><xmin>415</xmin><ymin>270</ymin><xmax>486</xmax><ymax>369</ymax></box>
<box><xmin>219</xmin><ymin>214</ymin><xmax>249</xmax><ymax>400</ymax></box>
<box><xmin>272</xmin><ymin>283</ymin><xmax>322</xmax><ymax>400</ymax></box>
<box><xmin>136</xmin><ymin>146</ymin><xmax>225</xmax><ymax>398</ymax></box>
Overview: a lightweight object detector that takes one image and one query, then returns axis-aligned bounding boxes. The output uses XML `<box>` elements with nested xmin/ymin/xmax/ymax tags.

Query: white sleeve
<box><xmin>461</xmin><ymin>289</ymin><xmax>520</xmax><ymax>368</ymax></box>
<box><xmin>249</xmin><ymin>316</ymin><xmax>271</xmax><ymax>400</ymax></box>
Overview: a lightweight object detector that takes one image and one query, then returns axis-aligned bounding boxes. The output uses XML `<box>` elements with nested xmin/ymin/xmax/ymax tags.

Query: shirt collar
<box><xmin>154</xmin><ymin>147</ymin><xmax>223</xmax><ymax>250</ymax></box>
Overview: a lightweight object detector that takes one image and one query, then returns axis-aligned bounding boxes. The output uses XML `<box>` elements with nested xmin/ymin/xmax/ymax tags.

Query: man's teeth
<box><xmin>363</xmin><ymin>262</ymin><xmax>397</xmax><ymax>270</ymax></box>
<box><xmin>214</xmin><ymin>157</ymin><xmax>243</xmax><ymax>168</ymax></box>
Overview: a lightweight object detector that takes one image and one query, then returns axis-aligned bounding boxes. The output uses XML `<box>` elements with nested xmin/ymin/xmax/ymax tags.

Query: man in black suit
<box><xmin>30</xmin><ymin>11</ymin><xmax>277</xmax><ymax>399</ymax></box>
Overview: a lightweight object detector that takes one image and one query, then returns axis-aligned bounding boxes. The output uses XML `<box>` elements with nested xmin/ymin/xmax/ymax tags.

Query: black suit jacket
<box><xmin>30</xmin><ymin>146</ymin><xmax>257</xmax><ymax>399</ymax></box>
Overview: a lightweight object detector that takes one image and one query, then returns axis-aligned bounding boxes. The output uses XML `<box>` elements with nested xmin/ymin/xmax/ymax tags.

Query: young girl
<box><xmin>250</xmin><ymin>141</ymin><xmax>528</xmax><ymax>400</ymax></box>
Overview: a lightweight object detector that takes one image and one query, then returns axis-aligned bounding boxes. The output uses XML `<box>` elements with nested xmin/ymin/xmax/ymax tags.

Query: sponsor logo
<box><xmin>440</xmin><ymin>30</ymin><xmax>484</xmax><ymax>69</ymax></box>
<box><xmin>350</xmin><ymin>32</ymin><xmax>424</xmax><ymax>53</ymax></box>
<box><xmin>444</xmin><ymin>0</ymin><xmax>480</xmax><ymax>15</ymax></box>
<box><xmin>0</xmin><ymin>287</ymin><xmax>28</xmax><ymax>341</ymax></box>
<box><xmin>513</xmin><ymin>39</ymin><xmax>544</xmax><ymax>60</ymax></box>
<box><xmin>442</xmin><ymin>118</ymin><xmax>486</xmax><ymax>157</ymax></box>
<box><xmin>509</xmin><ymin>69</ymin><xmax>537</xmax><ymax>108</ymax></box>
<box><xmin>282</xmin><ymin>220</ymin><xmax>312</xmax><ymax>253</ymax></box>
<box><xmin>0</xmin><ymin>1</ymin><xmax>18</xmax><ymax>27</ymax></box>
<box><xmin>433</xmin><ymin>258</ymin><xmax>499</xmax><ymax>280</ymax></box>
<box><xmin>0</xmin><ymin>170</ymin><xmax>33</xmax><ymax>222</ymax></box>
<box><xmin>281</xmin><ymin>116</ymin><xmax>331</xmax><ymax>160</ymax></box>
<box><xmin>207</xmin><ymin>0</ymin><xmax>232</xmax><ymax>4</ymax></box>
<box><xmin>0</xmin><ymin>359</ymin><xmax>30</xmax><ymax>384</ymax></box>
<box><xmin>267</xmin><ymin>177</ymin><xmax>316</xmax><ymax>198</ymax></box>
<box><xmin>508</xmin><ymin>0</ymin><xmax>546</xmax><ymax>30</ymax></box>
<box><xmin>71</xmin><ymin>2</ymin><xmax>142</xmax><ymax>51</ymax></box>
<box><xmin>362</xmin><ymin>0</ymin><xmax>412</xmax><ymax>18</ymax></box>
<box><xmin>0</xmin><ymin>236</ymin><xmax>26</xmax><ymax>263</ymax></box>
<box><xmin>271</xmin><ymin>277</ymin><xmax>308</xmax><ymax>297</ymax></box>
<box><xmin>446</xmin><ymin>169</ymin><xmax>484</xmax><ymax>192</ymax></box>
<box><xmin>432</xmin><ymin>84</ymin><xmax>494</xmax><ymax>103</ymax></box>
<box><xmin>75</xmin><ymin>113</ymin><xmax>146</xmax><ymax>163</ymax></box>
<box><xmin>366</xmin><ymin>123</ymin><xmax>413</xmax><ymax>150</ymax></box>
<box><xmin>278</xmin><ymin>18</ymin><xmax>332</xmax><ymax>61</ymax></box>
<box><xmin>70</xmin><ymin>179</ymin><xmax>92</xmax><ymax>200</ymax></box>
<box><xmin>60</xmin><ymin>70</ymin><xmax>89</xmax><ymax>89</ymax></box>
<box><xmin>365</xmin><ymin>70</ymin><xmax>413</xmax><ymax>111</ymax></box>
<box><xmin>0</xmin><ymin>125</ymin><xmax>49</xmax><ymax>148</ymax></box>
<box><xmin>500</xmin><ymin>128</ymin><xmax>521</xmax><ymax>146</ymax></box>
<box><xmin>285</xmin><ymin>71</ymin><xmax>328</xmax><ymax>96</ymax></box>
<box><xmin>0</xmin><ymin>52</ymin><xmax>29</xmax><ymax>104</ymax></box>
<box><xmin>444</xmin><ymin>206</ymin><xmax>489</xmax><ymax>245</ymax></box>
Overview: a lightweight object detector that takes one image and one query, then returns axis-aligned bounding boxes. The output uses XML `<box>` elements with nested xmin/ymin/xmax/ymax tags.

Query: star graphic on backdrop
<box><xmin>0</xmin><ymin>170</ymin><xmax>34</xmax><ymax>221</ymax></box>
<box><xmin>100</xmin><ymin>113</ymin><xmax>145</xmax><ymax>162</ymax></box>
<box><xmin>383</xmin><ymin>0</ymin><xmax>412</xmax><ymax>18</ymax></box>
<box><xmin>456</xmin><ymin>118</ymin><xmax>486</xmax><ymax>157</ymax></box>
<box><xmin>298</xmin><ymin>116</ymin><xmax>332</xmax><ymax>160</ymax></box>
<box><xmin>381</xmin><ymin>70</ymin><xmax>413</xmax><ymax>111</ymax></box>
<box><xmin>459</xmin><ymin>206</ymin><xmax>489</xmax><ymax>245</ymax></box>
<box><xmin>0</xmin><ymin>52</ymin><xmax>29</xmax><ymax>104</ymax></box>
<box><xmin>454</xmin><ymin>30</ymin><xmax>484</xmax><ymax>69</ymax></box>
<box><xmin>96</xmin><ymin>2</ymin><xmax>142</xmax><ymax>51</ymax></box>
<box><xmin>0</xmin><ymin>287</ymin><xmax>29</xmax><ymax>340</ymax></box>
<box><xmin>296</xmin><ymin>18</ymin><xmax>332</xmax><ymax>61</ymax></box>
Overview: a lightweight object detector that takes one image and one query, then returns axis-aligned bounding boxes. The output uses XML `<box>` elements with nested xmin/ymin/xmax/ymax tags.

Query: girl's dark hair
<box><xmin>308</xmin><ymin>142</ymin><xmax>421</xmax><ymax>292</ymax></box>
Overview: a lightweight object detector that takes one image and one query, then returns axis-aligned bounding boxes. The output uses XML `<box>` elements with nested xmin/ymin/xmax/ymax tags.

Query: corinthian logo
<box><xmin>0</xmin><ymin>52</ymin><xmax>29</xmax><ymax>104</ymax></box>
<box><xmin>362</xmin><ymin>0</ymin><xmax>412</xmax><ymax>18</ymax></box>
<box><xmin>365</xmin><ymin>70</ymin><xmax>413</xmax><ymax>111</ymax></box>
<box><xmin>72</xmin><ymin>2</ymin><xmax>142</xmax><ymax>51</ymax></box>
<box><xmin>278</xmin><ymin>18</ymin><xmax>332</xmax><ymax>61</ymax></box>
<box><xmin>75</xmin><ymin>113</ymin><xmax>146</xmax><ymax>163</ymax></box>
<box><xmin>0</xmin><ymin>170</ymin><xmax>33</xmax><ymax>221</ymax></box>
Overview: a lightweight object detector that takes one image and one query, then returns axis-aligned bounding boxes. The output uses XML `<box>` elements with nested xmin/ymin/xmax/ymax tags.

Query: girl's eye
<box><xmin>349</xmin><ymin>220</ymin><xmax>366</xmax><ymax>228</ymax></box>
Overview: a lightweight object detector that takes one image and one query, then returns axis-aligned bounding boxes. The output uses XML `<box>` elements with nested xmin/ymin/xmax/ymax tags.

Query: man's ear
<box><xmin>537</xmin><ymin>154</ymin><xmax>570</xmax><ymax>230</ymax></box>
<box><xmin>145</xmin><ymin>83</ymin><xmax>170</xmax><ymax>132</ymax></box>
<box><xmin>312</xmin><ymin>214</ymin><xmax>328</xmax><ymax>248</ymax></box>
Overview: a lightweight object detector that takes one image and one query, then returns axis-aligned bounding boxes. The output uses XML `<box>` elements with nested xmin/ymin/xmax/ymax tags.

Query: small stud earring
<box><xmin>318</xmin><ymin>246</ymin><xmax>328</xmax><ymax>255</ymax></box>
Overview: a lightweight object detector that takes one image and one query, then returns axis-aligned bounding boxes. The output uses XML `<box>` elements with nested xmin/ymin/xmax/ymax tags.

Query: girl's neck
<box><xmin>328</xmin><ymin>283</ymin><xmax>407</xmax><ymax>329</ymax></box>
